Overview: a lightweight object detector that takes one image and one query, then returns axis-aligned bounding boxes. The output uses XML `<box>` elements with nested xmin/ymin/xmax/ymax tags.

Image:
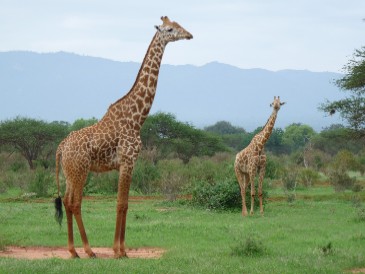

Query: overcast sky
<box><xmin>1</xmin><ymin>0</ymin><xmax>364</xmax><ymax>72</ymax></box>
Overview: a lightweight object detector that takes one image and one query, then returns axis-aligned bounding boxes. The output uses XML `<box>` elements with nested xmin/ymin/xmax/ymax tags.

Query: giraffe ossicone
<box><xmin>54</xmin><ymin>16</ymin><xmax>192</xmax><ymax>259</ymax></box>
<box><xmin>234</xmin><ymin>96</ymin><xmax>285</xmax><ymax>217</ymax></box>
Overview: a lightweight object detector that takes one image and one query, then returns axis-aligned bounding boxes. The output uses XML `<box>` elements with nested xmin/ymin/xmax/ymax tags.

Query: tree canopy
<box><xmin>320</xmin><ymin>46</ymin><xmax>365</xmax><ymax>136</ymax></box>
<box><xmin>0</xmin><ymin>117</ymin><xmax>69</xmax><ymax>169</ymax></box>
<box><xmin>141</xmin><ymin>112</ymin><xmax>227</xmax><ymax>162</ymax></box>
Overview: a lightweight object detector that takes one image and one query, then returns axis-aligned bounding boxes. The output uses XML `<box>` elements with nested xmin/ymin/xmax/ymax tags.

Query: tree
<box><xmin>70</xmin><ymin>117</ymin><xmax>98</xmax><ymax>131</ymax></box>
<box><xmin>282</xmin><ymin>123</ymin><xmax>316</xmax><ymax>152</ymax></box>
<box><xmin>141</xmin><ymin>112</ymin><xmax>227</xmax><ymax>162</ymax></box>
<box><xmin>312</xmin><ymin>124</ymin><xmax>361</xmax><ymax>155</ymax></box>
<box><xmin>204</xmin><ymin>121</ymin><xmax>245</xmax><ymax>135</ymax></box>
<box><xmin>0</xmin><ymin>117</ymin><xmax>69</xmax><ymax>169</ymax></box>
<box><xmin>320</xmin><ymin>46</ymin><xmax>365</xmax><ymax>136</ymax></box>
<box><xmin>204</xmin><ymin>121</ymin><xmax>249</xmax><ymax>152</ymax></box>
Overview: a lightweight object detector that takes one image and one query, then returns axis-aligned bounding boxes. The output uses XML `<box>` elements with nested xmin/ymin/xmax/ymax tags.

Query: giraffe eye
<box><xmin>167</xmin><ymin>28</ymin><xmax>173</xmax><ymax>32</ymax></box>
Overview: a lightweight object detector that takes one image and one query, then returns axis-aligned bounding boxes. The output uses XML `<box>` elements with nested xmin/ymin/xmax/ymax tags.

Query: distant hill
<box><xmin>0</xmin><ymin>51</ymin><xmax>344</xmax><ymax>131</ymax></box>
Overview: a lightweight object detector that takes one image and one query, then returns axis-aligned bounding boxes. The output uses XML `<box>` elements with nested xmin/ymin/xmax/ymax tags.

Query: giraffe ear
<box><xmin>280</xmin><ymin>102</ymin><xmax>286</xmax><ymax>106</ymax></box>
<box><xmin>155</xmin><ymin>25</ymin><xmax>161</xmax><ymax>32</ymax></box>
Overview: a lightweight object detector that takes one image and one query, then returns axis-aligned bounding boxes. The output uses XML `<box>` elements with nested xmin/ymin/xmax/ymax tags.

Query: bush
<box><xmin>89</xmin><ymin>171</ymin><xmax>119</xmax><ymax>194</ymax></box>
<box><xmin>265</xmin><ymin>155</ymin><xmax>284</xmax><ymax>179</ymax></box>
<box><xmin>191</xmin><ymin>179</ymin><xmax>267</xmax><ymax>211</ymax></box>
<box><xmin>328</xmin><ymin>169</ymin><xmax>356</xmax><ymax>192</ymax></box>
<box><xmin>281</xmin><ymin>168</ymin><xmax>298</xmax><ymax>191</ymax></box>
<box><xmin>231</xmin><ymin>233</ymin><xmax>266</xmax><ymax>257</ymax></box>
<box><xmin>132</xmin><ymin>159</ymin><xmax>160</xmax><ymax>194</ymax></box>
<box><xmin>156</xmin><ymin>159</ymin><xmax>188</xmax><ymax>200</ymax></box>
<box><xmin>28</xmin><ymin>169</ymin><xmax>52</xmax><ymax>197</ymax></box>
<box><xmin>298</xmin><ymin>168</ymin><xmax>320</xmax><ymax>187</ymax></box>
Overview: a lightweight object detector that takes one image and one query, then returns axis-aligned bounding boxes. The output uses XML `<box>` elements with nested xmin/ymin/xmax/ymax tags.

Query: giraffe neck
<box><xmin>255</xmin><ymin>109</ymin><xmax>278</xmax><ymax>149</ymax></box>
<box><xmin>103</xmin><ymin>32</ymin><xmax>166</xmax><ymax>128</ymax></box>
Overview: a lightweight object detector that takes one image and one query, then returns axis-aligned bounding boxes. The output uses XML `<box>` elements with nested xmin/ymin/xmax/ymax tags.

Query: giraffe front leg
<box><xmin>249</xmin><ymin>174</ymin><xmax>256</xmax><ymax>216</ymax></box>
<box><xmin>258</xmin><ymin>155</ymin><xmax>267</xmax><ymax>215</ymax></box>
<box><xmin>74</xmin><ymin>204</ymin><xmax>96</xmax><ymax>258</ymax></box>
<box><xmin>235</xmin><ymin>167</ymin><xmax>248</xmax><ymax>217</ymax></box>
<box><xmin>113</xmin><ymin>163</ymin><xmax>132</xmax><ymax>258</ymax></box>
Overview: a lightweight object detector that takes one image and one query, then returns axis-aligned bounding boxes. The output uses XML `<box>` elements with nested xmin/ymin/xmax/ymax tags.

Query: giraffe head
<box><xmin>155</xmin><ymin>16</ymin><xmax>193</xmax><ymax>43</ymax></box>
<box><xmin>270</xmin><ymin>96</ymin><xmax>286</xmax><ymax>111</ymax></box>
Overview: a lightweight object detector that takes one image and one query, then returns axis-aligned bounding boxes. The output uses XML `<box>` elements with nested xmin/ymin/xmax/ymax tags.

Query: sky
<box><xmin>1</xmin><ymin>0</ymin><xmax>364</xmax><ymax>73</ymax></box>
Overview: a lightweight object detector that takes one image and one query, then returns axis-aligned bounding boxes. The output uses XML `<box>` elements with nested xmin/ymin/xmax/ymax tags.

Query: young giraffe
<box><xmin>54</xmin><ymin>16</ymin><xmax>193</xmax><ymax>258</ymax></box>
<box><xmin>234</xmin><ymin>96</ymin><xmax>285</xmax><ymax>216</ymax></box>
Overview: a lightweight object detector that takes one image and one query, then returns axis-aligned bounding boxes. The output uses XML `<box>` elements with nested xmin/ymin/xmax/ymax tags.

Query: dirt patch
<box><xmin>0</xmin><ymin>246</ymin><xmax>165</xmax><ymax>260</ymax></box>
<box><xmin>350</xmin><ymin>269</ymin><xmax>365</xmax><ymax>273</ymax></box>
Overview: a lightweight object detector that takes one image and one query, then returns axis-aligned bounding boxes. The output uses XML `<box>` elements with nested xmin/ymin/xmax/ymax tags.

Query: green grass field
<box><xmin>1</xmin><ymin>187</ymin><xmax>365</xmax><ymax>273</ymax></box>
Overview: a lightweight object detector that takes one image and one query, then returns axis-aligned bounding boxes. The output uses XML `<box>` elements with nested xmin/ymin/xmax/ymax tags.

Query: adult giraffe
<box><xmin>54</xmin><ymin>16</ymin><xmax>193</xmax><ymax>258</ymax></box>
<box><xmin>234</xmin><ymin>96</ymin><xmax>285</xmax><ymax>217</ymax></box>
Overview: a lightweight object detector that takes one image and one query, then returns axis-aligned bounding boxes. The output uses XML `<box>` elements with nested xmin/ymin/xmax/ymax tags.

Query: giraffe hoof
<box><xmin>89</xmin><ymin>252</ymin><xmax>96</xmax><ymax>258</ymax></box>
<box><xmin>114</xmin><ymin>253</ymin><xmax>128</xmax><ymax>259</ymax></box>
<box><xmin>70</xmin><ymin>253</ymin><xmax>80</xmax><ymax>259</ymax></box>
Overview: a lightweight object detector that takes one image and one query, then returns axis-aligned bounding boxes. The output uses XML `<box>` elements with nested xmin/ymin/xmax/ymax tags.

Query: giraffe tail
<box><xmin>54</xmin><ymin>143</ymin><xmax>63</xmax><ymax>226</ymax></box>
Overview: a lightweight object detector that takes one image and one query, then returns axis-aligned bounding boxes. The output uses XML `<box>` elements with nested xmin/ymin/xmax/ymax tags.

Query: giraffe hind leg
<box><xmin>64</xmin><ymin>175</ymin><xmax>95</xmax><ymax>258</ymax></box>
<box><xmin>63</xmin><ymin>195</ymin><xmax>79</xmax><ymax>258</ymax></box>
<box><xmin>235</xmin><ymin>165</ymin><xmax>248</xmax><ymax>217</ymax></box>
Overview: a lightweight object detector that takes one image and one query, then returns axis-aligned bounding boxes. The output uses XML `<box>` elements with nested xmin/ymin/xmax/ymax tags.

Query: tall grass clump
<box><xmin>230</xmin><ymin>233</ymin><xmax>267</xmax><ymax>257</ymax></box>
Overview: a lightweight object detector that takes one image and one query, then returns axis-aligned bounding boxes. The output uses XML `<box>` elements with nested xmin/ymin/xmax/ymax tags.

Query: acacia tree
<box><xmin>0</xmin><ymin>117</ymin><xmax>69</xmax><ymax>169</ymax></box>
<box><xmin>321</xmin><ymin>46</ymin><xmax>365</xmax><ymax>136</ymax></box>
<box><xmin>141</xmin><ymin>112</ymin><xmax>227</xmax><ymax>162</ymax></box>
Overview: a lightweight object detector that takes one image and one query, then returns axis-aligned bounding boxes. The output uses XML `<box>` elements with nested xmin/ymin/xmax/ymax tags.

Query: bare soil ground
<box><xmin>0</xmin><ymin>246</ymin><xmax>165</xmax><ymax>260</ymax></box>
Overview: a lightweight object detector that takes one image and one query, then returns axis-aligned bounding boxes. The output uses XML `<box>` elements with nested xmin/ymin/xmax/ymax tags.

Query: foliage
<box><xmin>230</xmin><ymin>233</ymin><xmax>267</xmax><ymax>257</ymax></box>
<box><xmin>84</xmin><ymin>171</ymin><xmax>119</xmax><ymax>195</ymax></box>
<box><xmin>282</xmin><ymin>123</ymin><xmax>316</xmax><ymax>152</ymax></box>
<box><xmin>298</xmin><ymin>168</ymin><xmax>320</xmax><ymax>187</ymax></box>
<box><xmin>264</xmin><ymin>154</ymin><xmax>284</xmax><ymax>179</ymax></box>
<box><xmin>191</xmin><ymin>179</ymin><xmax>267</xmax><ymax>211</ymax></box>
<box><xmin>141</xmin><ymin>112</ymin><xmax>228</xmax><ymax>162</ymax></box>
<box><xmin>191</xmin><ymin>179</ymin><xmax>241</xmax><ymax>210</ymax></box>
<box><xmin>312</xmin><ymin>124</ymin><xmax>362</xmax><ymax>156</ymax></box>
<box><xmin>0</xmin><ymin>117</ymin><xmax>69</xmax><ymax>169</ymax></box>
<box><xmin>330</xmin><ymin>149</ymin><xmax>364</xmax><ymax>174</ymax></box>
<box><xmin>320</xmin><ymin>46</ymin><xmax>365</xmax><ymax>135</ymax></box>
<box><xmin>131</xmin><ymin>158</ymin><xmax>160</xmax><ymax>194</ymax></box>
<box><xmin>327</xmin><ymin>169</ymin><xmax>356</xmax><ymax>192</ymax></box>
<box><xmin>69</xmin><ymin>117</ymin><xmax>98</xmax><ymax>131</ymax></box>
<box><xmin>281</xmin><ymin>167</ymin><xmax>298</xmax><ymax>191</ymax></box>
<box><xmin>204</xmin><ymin>120</ymin><xmax>245</xmax><ymax>135</ymax></box>
<box><xmin>28</xmin><ymin>168</ymin><xmax>53</xmax><ymax>197</ymax></box>
<box><xmin>156</xmin><ymin>159</ymin><xmax>187</xmax><ymax>200</ymax></box>
<box><xmin>281</xmin><ymin>166</ymin><xmax>298</xmax><ymax>202</ymax></box>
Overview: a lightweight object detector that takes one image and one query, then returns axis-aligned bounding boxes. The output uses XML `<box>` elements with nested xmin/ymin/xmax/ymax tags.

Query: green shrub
<box><xmin>10</xmin><ymin>161</ymin><xmax>26</xmax><ymax>172</ymax></box>
<box><xmin>156</xmin><ymin>159</ymin><xmax>187</xmax><ymax>200</ymax></box>
<box><xmin>132</xmin><ymin>159</ymin><xmax>160</xmax><ymax>194</ymax></box>
<box><xmin>356</xmin><ymin>207</ymin><xmax>365</xmax><ymax>222</ymax></box>
<box><xmin>281</xmin><ymin>168</ymin><xmax>298</xmax><ymax>191</ymax></box>
<box><xmin>231</xmin><ymin>233</ymin><xmax>267</xmax><ymax>257</ymax></box>
<box><xmin>352</xmin><ymin>183</ymin><xmax>363</xmax><ymax>193</ymax></box>
<box><xmin>191</xmin><ymin>179</ymin><xmax>267</xmax><ymax>211</ymax></box>
<box><xmin>328</xmin><ymin>169</ymin><xmax>356</xmax><ymax>192</ymax></box>
<box><xmin>298</xmin><ymin>168</ymin><xmax>320</xmax><ymax>187</ymax></box>
<box><xmin>265</xmin><ymin>156</ymin><xmax>284</xmax><ymax>179</ymax></box>
<box><xmin>28</xmin><ymin>169</ymin><xmax>52</xmax><ymax>197</ymax></box>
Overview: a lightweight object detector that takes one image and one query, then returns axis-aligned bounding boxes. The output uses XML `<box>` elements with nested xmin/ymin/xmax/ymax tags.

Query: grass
<box><xmin>1</xmin><ymin>187</ymin><xmax>365</xmax><ymax>273</ymax></box>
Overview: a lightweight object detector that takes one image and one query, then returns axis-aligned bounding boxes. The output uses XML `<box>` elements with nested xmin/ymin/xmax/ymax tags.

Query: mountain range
<box><xmin>0</xmin><ymin>51</ymin><xmax>344</xmax><ymax>131</ymax></box>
